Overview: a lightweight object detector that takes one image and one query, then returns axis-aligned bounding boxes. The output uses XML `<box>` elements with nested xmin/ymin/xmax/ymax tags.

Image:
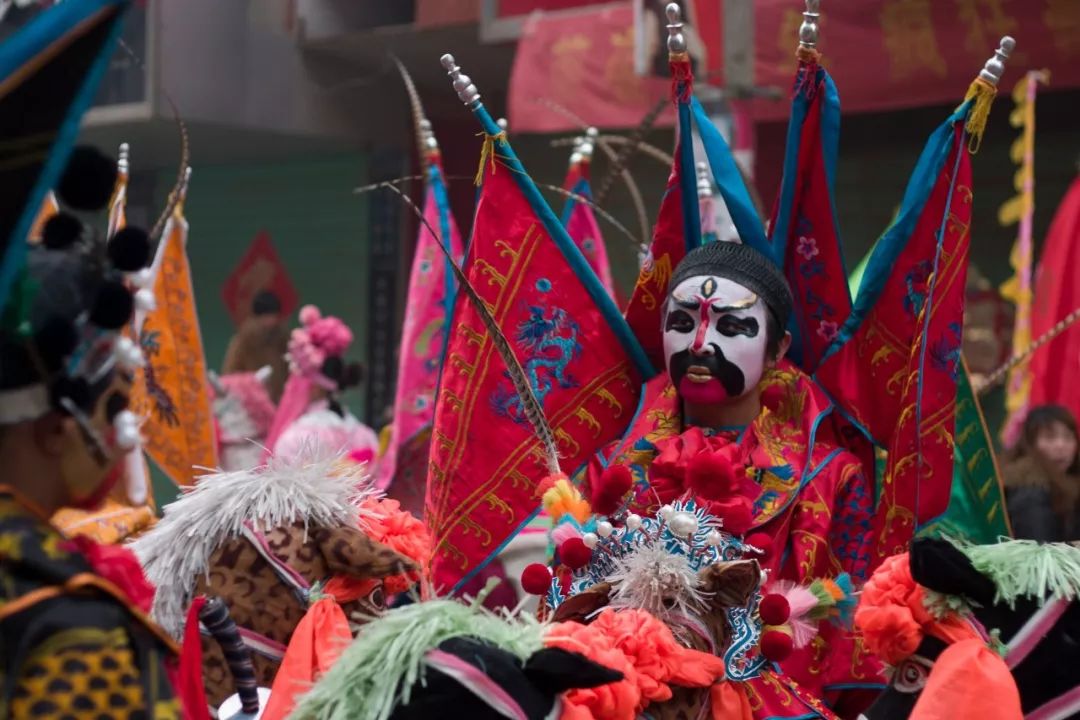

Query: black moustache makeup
<box><xmin>669</xmin><ymin>346</ymin><xmax>746</xmax><ymax>397</ymax></box>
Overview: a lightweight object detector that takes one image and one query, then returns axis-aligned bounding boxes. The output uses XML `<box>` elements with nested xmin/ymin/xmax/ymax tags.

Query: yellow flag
<box><xmin>129</xmin><ymin>195</ymin><xmax>218</xmax><ymax>485</ymax></box>
<box><xmin>27</xmin><ymin>192</ymin><xmax>58</xmax><ymax>245</ymax></box>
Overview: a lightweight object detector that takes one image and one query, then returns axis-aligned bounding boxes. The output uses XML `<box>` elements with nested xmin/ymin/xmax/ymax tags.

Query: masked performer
<box><xmin>580</xmin><ymin>241</ymin><xmax>875</xmax><ymax>712</ymax></box>
<box><xmin>0</xmin><ymin>158</ymin><xmax>184</xmax><ymax>717</ymax></box>
<box><xmin>263</xmin><ymin>304</ymin><xmax>378</xmax><ymax>464</ymax></box>
<box><xmin>577</xmin><ymin>6</ymin><xmax>1020</xmax><ymax>715</ymax></box>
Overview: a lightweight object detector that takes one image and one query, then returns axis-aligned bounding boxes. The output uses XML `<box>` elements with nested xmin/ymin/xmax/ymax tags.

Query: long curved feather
<box><xmin>976</xmin><ymin>305</ymin><xmax>1080</xmax><ymax>395</ymax></box>
<box><xmin>595</xmin><ymin>96</ymin><xmax>668</xmax><ymax>204</ymax></box>
<box><xmin>117</xmin><ymin>39</ymin><xmax>189</xmax><ymax>244</ymax></box>
<box><xmin>353</xmin><ymin>176</ymin><xmax>640</xmax><ymax>254</ymax></box>
<box><xmin>534</xmin><ymin>96</ymin><xmax>651</xmax><ymax>247</ymax></box>
<box><xmin>374</xmin><ymin>181</ymin><xmax>561</xmax><ymax>474</ymax></box>
<box><xmin>392</xmin><ymin>55</ymin><xmax>429</xmax><ymax>164</ymax></box>
<box><xmin>551</xmin><ymin>134</ymin><xmax>675</xmax><ymax>167</ymax></box>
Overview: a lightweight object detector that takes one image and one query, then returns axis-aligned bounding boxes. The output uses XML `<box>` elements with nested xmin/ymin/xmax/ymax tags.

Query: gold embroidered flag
<box><xmin>129</xmin><ymin>183</ymin><xmax>218</xmax><ymax>485</ymax></box>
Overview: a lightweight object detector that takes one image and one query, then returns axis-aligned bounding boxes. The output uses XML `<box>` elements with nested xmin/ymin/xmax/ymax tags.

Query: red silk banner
<box><xmin>624</xmin><ymin>158</ymin><xmax>683</xmax><ymax>370</ymax></box>
<box><xmin>509</xmin><ymin>4</ymin><xmax>673</xmax><ymax>134</ymax></box>
<box><xmin>380</xmin><ymin>164</ymin><xmax>463</xmax><ymax>490</ymax></box>
<box><xmin>768</xmin><ymin>64</ymin><xmax>851</xmax><ymax>373</ymax></box>
<box><xmin>562</xmin><ymin>163</ymin><xmax>616</xmax><ymax>298</ymax></box>
<box><xmin>509</xmin><ymin>0</ymin><xmax>1080</xmax><ymax>132</ymax></box>
<box><xmin>817</xmin><ymin>121</ymin><xmax>971</xmax><ymax>559</ymax></box>
<box><xmin>426</xmin><ymin>144</ymin><xmax>641</xmax><ymax>592</ymax></box>
<box><xmin>1028</xmin><ymin>177</ymin><xmax>1080</xmax><ymax>426</ymax></box>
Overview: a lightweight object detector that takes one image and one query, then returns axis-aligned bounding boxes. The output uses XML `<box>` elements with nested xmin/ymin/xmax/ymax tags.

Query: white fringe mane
<box><xmin>130</xmin><ymin>444</ymin><xmax>377</xmax><ymax>637</ymax></box>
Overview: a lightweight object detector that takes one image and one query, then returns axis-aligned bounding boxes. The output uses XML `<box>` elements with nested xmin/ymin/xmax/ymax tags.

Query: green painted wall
<box><xmin>148</xmin><ymin>152</ymin><xmax>370</xmax><ymax>503</ymax></box>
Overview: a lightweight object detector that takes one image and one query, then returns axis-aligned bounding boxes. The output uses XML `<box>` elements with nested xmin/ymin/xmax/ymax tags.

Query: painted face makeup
<box><xmin>60</xmin><ymin>369</ymin><xmax>134</xmax><ymax>509</ymax></box>
<box><xmin>662</xmin><ymin>275</ymin><xmax>769</xmax><ymax>405</ymax></box>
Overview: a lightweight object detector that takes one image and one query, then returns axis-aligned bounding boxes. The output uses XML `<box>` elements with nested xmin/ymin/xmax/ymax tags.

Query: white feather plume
<box><xmin>130</xmin><ymin>442</ymin><xmax>379</xmax><ymax>637</ymax></box>
<box><xmin>605</xmin><ymin>541</ymin><xmax>707</xmax><ymax>619</ymax></box>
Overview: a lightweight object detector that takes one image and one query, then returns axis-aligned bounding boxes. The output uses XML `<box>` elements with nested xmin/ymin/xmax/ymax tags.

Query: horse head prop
<box><xmin>133</xmin><ymin>445</ymin><xmax>426</xmax><ymax>707</ymax></box>
<box><xmin>856</xmin><ymin>537</ymin><xmax>1080</xmax><ymax>720</ymax></box>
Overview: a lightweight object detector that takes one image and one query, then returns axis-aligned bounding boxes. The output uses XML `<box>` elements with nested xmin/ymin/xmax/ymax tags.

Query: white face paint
<box><xmin>662</xmin><ymin>275</ymin><xmax>770</xmax><ymax>405</ymax></box>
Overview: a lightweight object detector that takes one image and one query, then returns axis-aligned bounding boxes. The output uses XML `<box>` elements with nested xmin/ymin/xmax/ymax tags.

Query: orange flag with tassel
<box><xmin>26</xmin><ymin>192</ymin><xmax>58</xmax><ymax>245</ymax></box>
<box><xmin>129</xmin><ymin>169</ymin><xmax>218</xmax><ymax>486</ymax></box>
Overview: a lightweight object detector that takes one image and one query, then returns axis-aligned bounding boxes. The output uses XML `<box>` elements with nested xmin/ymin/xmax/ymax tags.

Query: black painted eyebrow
<box><xmin>674</xmin><ymin>297</ymin><xmax>700</xmax><ymax>310</ymax></box>
<box><xmin>665</xmin><ymin>308</ymin><xmax>695</xmax><ymax>332</ymax></box>
<box><xmin>715</xmin><ymin>315</ymin><xmax>760</xmax><ymax>337</ymax></box>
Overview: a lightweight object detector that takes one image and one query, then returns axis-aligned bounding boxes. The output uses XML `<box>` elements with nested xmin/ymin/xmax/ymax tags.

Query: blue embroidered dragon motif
<box><xmin>490</xmin><ymin>304</ymin><xmax>582</xmax><ymax>423</ymax></box>
<box><xmin>902</xmin><ymin>260</ymin><xmax>934</xmax><ymax>320</ymax></box>
<box><xmin>929</xmin><ymin>321</ymin><xmax>963</xmax><ymax>381</ymax></box>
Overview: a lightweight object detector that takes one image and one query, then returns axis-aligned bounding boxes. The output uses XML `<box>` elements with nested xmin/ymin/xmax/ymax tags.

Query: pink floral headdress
<box><xmin>287</xmin><ymin>305</ymin><xmax>354</xmax><ymax>391</ymax></box>
<box><xmin>264</xmin><ymin>305</ymin><xmax>355</xmax><ymax>457</ymax></box>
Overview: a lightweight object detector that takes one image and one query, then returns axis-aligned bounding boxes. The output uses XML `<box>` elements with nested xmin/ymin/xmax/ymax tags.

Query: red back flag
<box><xmin>767</xmin><ymin>60</ymin><xmax>851</xmax><ymax>373</ymax></box>
<box><xmin>427</xmin><ymin>95</ymin><xmax>653</xmax><ymax>592</ymax></box>
<box><xmin>816</xmin><ymin>108</ymin><xmax>976</xmax><ymax>559</ymax></box>
<box><xmin>561</xmin><ymin>160</ymin><xmax>616</xmax><ymax>299</ymax></box>
<box><xmin>623</xmin><ymin>55</ymin><xmax>695</xmax><ymax>370</ymax></box>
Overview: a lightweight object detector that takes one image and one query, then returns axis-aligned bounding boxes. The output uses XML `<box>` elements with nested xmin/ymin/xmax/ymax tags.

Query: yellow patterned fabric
<box><xmin>52</xmin><ymin>500</ymin><xmax>158</xmax><ymax>544</ymax></box>
<box><xmin>1</xmin><ymin>491</ymin><xmax>180</xmax><ymax>719</ymax></box>
<box><xmin>8</xmin><ymin>628</ymin><xmax>171</xmax><ymax>718</ymax></box>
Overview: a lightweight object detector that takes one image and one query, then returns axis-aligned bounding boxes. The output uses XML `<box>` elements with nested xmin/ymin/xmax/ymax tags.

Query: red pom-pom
<box><xmin>591</xmin><ymin>464</ymin><xmax>634</xmax><ymax>516</ymax></box>
<box><xmin>760</xmin><ymin>630</ymin><xmax>794</xmax><ymax>662</ymax></box>
<box><xmin>559</xmin><ymin>537</ymin><xmax>593</xmax><ymax>570</ymax></box>
<box><xmin>759</xmin><ymin>593</ymin><xmax>791</xmax><ymax>626</ymax></box>
<box><xmin>744</xmin><ymin>532</ymin><xmax>773</xmax><ymax>560</ymax></box>
<box><xmin>520</xmin><ymin>563</ymin><xmax>553</xmax><ymax>595</ymax></box>
<box><xmin>686</xmin><ymin>449</ymin><xmax>738</xmax><ymax>501</ymax></box>
<box><xmin>706</xmin><ymin>497</ymin><xmax>753</xmax><ymax>536</ymax></box>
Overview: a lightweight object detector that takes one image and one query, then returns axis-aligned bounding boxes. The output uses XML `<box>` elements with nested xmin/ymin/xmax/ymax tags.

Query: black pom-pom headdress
<box><xmin>0</xmin><ymin>144</ymin><xmax>153</xmax><ymax>449</ymax></box>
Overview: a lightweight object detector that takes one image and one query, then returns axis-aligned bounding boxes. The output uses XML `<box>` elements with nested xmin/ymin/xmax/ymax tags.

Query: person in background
<box><xmin>263</xmin><ymin>305</ymin><xmax>379</xmax><ymax>466</ymax></box>
<box><xmin>222</xmin><ymin>289</ymin><xmax>289</xmax><ymax>402</ymax></box>
<box><xmin>1004</xmin><ymin>404</ymin><xmax>1080</xmax><ymax>542</ymax></box>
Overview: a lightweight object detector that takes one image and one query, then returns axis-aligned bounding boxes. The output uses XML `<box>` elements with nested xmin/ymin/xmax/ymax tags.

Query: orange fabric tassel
<box><xmin>710</xmin><ymin>681</ymin><xmax>754</xmax><ymax>720</ymax></box>
<box><xmin>260</xmin><ymin>598</ymin><xmax>353</xmax><ymax>720</ymax></box>
<box><xmin>908</xmin><ymin>639</ymin><xmax>1022</xmax><ymax>720</ymax></box>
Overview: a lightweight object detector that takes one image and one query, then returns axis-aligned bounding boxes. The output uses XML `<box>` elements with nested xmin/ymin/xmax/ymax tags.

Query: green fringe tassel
<box><xmin>962</xmin><ymin>539</ymin><xmax>1080</xmax><ymax>608</ymax></box>
<box><xmin>291</xmin><ymin>598</ymin><xmax>546</xmax><ymax>720</ymax></box>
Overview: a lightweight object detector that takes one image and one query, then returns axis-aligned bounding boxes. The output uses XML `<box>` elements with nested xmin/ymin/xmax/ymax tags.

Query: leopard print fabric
<box><xmin>195</xmin><ymin>520</ymin><xmax>411</xmax><ymax>706</ymax></box>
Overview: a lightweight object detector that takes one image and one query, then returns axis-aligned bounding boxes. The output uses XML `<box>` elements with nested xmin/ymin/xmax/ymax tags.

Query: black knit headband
<box><xmin>668</xmin><ymin>241</ymin><xmax>793</xmax><ymax>330</ymax></box>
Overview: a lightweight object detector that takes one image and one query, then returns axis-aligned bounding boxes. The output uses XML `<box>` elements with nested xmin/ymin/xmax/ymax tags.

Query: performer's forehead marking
<box><xmin>716</xmin><ymin>293</ymin><xmax>759</xmax><ymax>312</ymax></box>
<box><xmin>671</xmin><ymin>277</ymin><xmax>759</xmax><ymax>313</ymax></box>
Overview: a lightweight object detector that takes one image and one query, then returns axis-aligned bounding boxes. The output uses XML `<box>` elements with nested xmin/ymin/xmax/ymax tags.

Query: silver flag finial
<box><xmin>696</xmin><ymin>160</ymin><xmax>712</xmax><ymax>198</ymax></box>
<box><xmin>579</xmin><ymin>138</ymin><xmax>594</xmax><ymax>162</ymax></box>
<box><xmin>978</xmin><ymin>36</ymin><xmax>1015</xmax><ymax>86</ymax></box>
<box><xmin>117</xmin><ymin>142</ymin><xmax>130</xmax><ymax>175</ymax></box>
<box><xmin>666</xmin><ymin>3</ymin><xmax>686</xmax><ymax>55</ymax></box>
<box><xmin>799</xmin><ymin>0</ymin><xmax>820</xmax><ymax>50</ymax></box>
<box><xmin>441</xmin><ymin>53</ymin><xmax>481</xmax><ymax>106</ymax></box>
<box><xmin>419</xmin><ymin>118</ymin><xmax>439</xmax><ymax>153</ymax></box>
